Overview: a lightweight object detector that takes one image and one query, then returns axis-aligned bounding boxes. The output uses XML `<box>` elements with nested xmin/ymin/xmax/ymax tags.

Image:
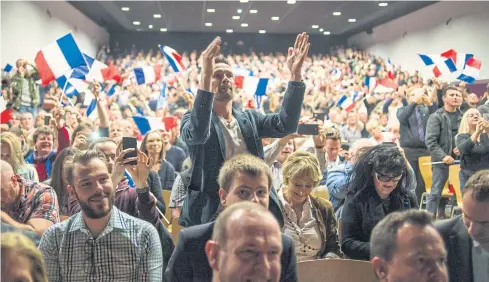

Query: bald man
<box><xmin>205</xmin><ymin>202</ymin><xmax>283</xmax><ymax>282</ymax></box>
<box><xmin>0</xmin><ymin>160</ymin><xmax>59</xmax><ymax>235</ymax></box>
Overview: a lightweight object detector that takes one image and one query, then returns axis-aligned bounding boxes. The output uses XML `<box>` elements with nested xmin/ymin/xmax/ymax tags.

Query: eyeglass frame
<box><xmin>375</xmin><ymin>172</ymin><xmax>403</xmax><ymax>183</ymax></box>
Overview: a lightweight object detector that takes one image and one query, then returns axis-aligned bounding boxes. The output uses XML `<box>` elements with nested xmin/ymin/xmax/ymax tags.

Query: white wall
<box><xmin>348</xmin><ymin>1</ymin><xmax>489</xmax><ymax>80</ymax></box>
<box><xmin>1</xmin><ymin>1</ymin><xmax>109</xmax><ymax>67</ymax></box>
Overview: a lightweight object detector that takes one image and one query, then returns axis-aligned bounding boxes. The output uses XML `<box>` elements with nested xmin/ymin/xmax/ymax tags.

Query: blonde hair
<box><xmin>218</xmin><ymin>154</ymin><xmax>272</xmax><ymax>192</ymax></box>
<box><xmin>458</xmin><ymin>108</ymin><xmax>479</xmax><ymax>135</ymax></box>
<box><xmin>0</xmin><ymin>132</ymin><xmax>26</xmax><ymax>172</ymax></box>
<box><xmin>281</xmin><ymin>151</ymin><xmax>322</xmax><ymax>187</ymax></box>
<box><xmin>1</xmin><ymin>232</ymin><xmax>48</xmax><ymax>282</ymax></box>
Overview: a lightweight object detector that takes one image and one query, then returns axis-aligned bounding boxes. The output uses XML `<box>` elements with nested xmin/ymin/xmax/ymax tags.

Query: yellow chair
<box><xmin>418</xmin><ymin>156</ymin><xmax>452</xmax><ymax>209</ymax></box>
<box><xmin>171</xmin><ymin>216</ymin><xmax>184</xmax><ymax>244</ymax></box>
<box><xmin>448</xmin><ymin>164</ymin><xmax>462</xmax><ymax>217</ymax></box>
<box><xmin>162</xmin><ymin>190</ymin><xmax>172</xmax><ymax>220</ymax></box>
<box><xmin>298</xmin><ymin>259</ymin><xmax>377</xmax><ymax>282</ymax></box>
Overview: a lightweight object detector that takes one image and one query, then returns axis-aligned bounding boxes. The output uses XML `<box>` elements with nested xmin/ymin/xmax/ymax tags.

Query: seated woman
<box><xmin>455</xmin><ymin>108</ymin><xmax>489</xmax><ymax>188</ymax></box>
<box><xmin>278</xmin><ymin>151</ymin><xmax>341</xmax><ymax>262</ymax></box>
<box><xmin>341</xmin><ymin>143</ymin><xmax>418</xmax><ymax>260</ymax></box>
<box><xmin>140</xmin><ymin>130</ymin><xmax>176</xmax><ymax>191</ymax></box>
<box><xmin>1</xmin><ymin>132</ymin><xmax>39</xmax><ymax>181</ymax></box>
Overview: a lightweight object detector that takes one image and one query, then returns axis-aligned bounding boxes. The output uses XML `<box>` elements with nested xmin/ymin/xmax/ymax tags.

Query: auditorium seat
<box><xmin>448</xmin><ymin>164</ymin><xmax>462</xmax><ymax>217</ymax></box>
<box><xmin>418</xmin><ymin>156</ymin><xmax>452</xmax><ymax>209</ymax></box>
<box><xmin>298</xmin><ymin>259</ymin><xmax>377</xmax><ymax>282</ymax></box>
<box><xmin>162</xmin><ymin>190</ymin><xmax>172</xmax><ymax>220</ymax></box>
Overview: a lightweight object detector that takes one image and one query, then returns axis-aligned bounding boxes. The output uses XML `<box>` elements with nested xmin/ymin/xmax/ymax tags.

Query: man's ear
<box><xmin>205</xmin><ymin>240</ymin><xmax>220</xmax><ymax>271</ymax></box>
<box><xmin>371</xmin><ymin>257</ymin><xmax>388</xmax><ymax>281</ymax></box>
<box><xmin>218</xmin><ymin>188</ymin><xmax>227</xmax><ymax>208</ymax></box>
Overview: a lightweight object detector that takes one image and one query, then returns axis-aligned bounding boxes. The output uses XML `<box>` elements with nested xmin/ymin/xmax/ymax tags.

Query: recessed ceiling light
<box><xmin>271</xmin><ymin>16</ymin><xmax>279</xmax><ymax>21</ymax></box>
<box><xmin>287</xmin><ymin>0</ymin><xmax>296</xmax><ymax>4</ymax></box>
<box><xmin>348</xmin><ymin>18</ymin><xmax>356</xmax><ymax>23</ymax></box>
<box><xmin>240</xmin><ymin>0</ymin><xmax>249</xmax><ymax>3</ymax></box>
<box><xmin>148</xmin><ymin>25</ymin><xmax>153</xmax><ymax>28</ymax></box>
<box><xmin>121</xmin><ymin>7</ymin><xmax>130</xmax><ymax>11</ymax></box>
<box><xmin>133</xmin><ymin>21</ymin><xmax>140</xmax><ymax>25</ymax></box>
<box><xmin>250</xmin><ymin>9</ymin><xmax>257</xmax><ymax>14</ymax></box>
<box><xmin>153</xmin><ymin>14</ymin><xmax>161</xmax><ymax>18</ymax></box>
<box><xmin>241</xmin><ymin>23</ymin><xmax>248</xmax><ymax>27</ymax></box>
<box><xmin>259</xmin><ymin>30</ymin><xmax>266</xmax><ymax>34</ymax></box>
<box><xmin>233</xmin><ymin>16</ymin><xmax>241</xmax><ymax>20</ymax></box>
<box><xmin>207</xmin><ymin>8</ymin><xmax>215</xmax><ymax>13</ymax></box>
<box><xmin>160</xmin><ymin>28</ymin><xmax>167</xmax><ymax>32</ymax></box>
<box><xmin>333</xmin><ymin>12</ymin><xmax>341</xmax><ymax>16</ymax></box>
<box><xmin>319</xmin><ymin>28</ymin><xmax>324</xmax><ymax>32</ymax></box>
<box><xmin>379</xmin><ymin>2</ymin><xmax>388</xmax><ymax>7</ymax></box>
<box><xmin>205</xmin><ymin>23</ymin><xmax>213</xmax><ymax>27</ymax></box>
<box><xmin>237</xmin><ymin>9</ymin><xmax>242</xmax><ymax>14</ymax></box>
<box><xmin>312</xmin><ymin>25</ymin><xmax>319</xmax><ymax>29</ymax></box>
<box><xmin>324</xmin><ymin>31</ymin><xmax>331</xmax><ymax>35</ymax></box>
<box><xmin>226</xmin><ymin>29</ymin><xmax>234</xmax><ymax>33</ymax></box>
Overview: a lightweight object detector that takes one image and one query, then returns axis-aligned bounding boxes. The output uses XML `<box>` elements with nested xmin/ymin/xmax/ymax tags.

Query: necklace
<box><xmin>283</xmin><ymin>205</ymin><xmax>319</xmax><ymax>253</ymax></box>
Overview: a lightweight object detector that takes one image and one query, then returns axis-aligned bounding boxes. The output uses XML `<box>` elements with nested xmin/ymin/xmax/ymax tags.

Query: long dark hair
<box><xmin>347</xmin><ymin>143</ymin><xmax>410</xmax><ymax>197</ymax></box>
<box><xmin>50</xmin><ymin>147</ymin><xmax>80</xmax><ymax>214</ymax></box>
<box><xmin>140</xmin><ymin>130</ymin><xmax>165</xmax><ymax>162</ymax></box>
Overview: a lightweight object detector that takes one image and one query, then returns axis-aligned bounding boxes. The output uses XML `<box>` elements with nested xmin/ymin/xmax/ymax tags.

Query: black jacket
<box><xmin>164</xmin><ymin>221</ymin><xmax>298</xmax><ymax>282</ymax></box>
<box><xmin>425</xmin><ymin>108</ymin><xmax>463</xmax><ymax>162</ymax></box>
<box><xmin>434</xmin><ymin>216</ymin><xmax>473</xmax><ymax>282</ymax></box>
<box><xmin>341</xmin><ymin>189</ymin><xmax>418</xmax><ymax>260</ymax></box>
<box><xmin>397</xmin><ymin>102</ymin><xmax>437</xmax><ymax>158</ymax></box>
<box><xmin>158</xmin><ymin>159</ymin><xmax>176</xmax><ymax>191</ymax></box>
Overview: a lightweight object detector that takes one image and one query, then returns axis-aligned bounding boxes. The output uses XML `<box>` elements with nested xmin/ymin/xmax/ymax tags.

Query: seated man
<box><xmin>39</xmin><ymin>149</ymin><xmax>163</xmax><ymax>281</ymax></box>
<box><xmin>206</xmin><ymin>202</ymin><xmax>283</xmax><ymax>282</ymax></box>
<box><xmin>165</xmin><ymin>154</ymin><xmax>297</xmax><ymax>282</ymax></box>
<box><xmin>435</xmin><ymin>170</ymin><xmax>489</xmax><ymax>282</ymax></box>
<box><xmin>0</xmin><ymin>160</ymin><xmax>59</xmax><ymax>235</ymax></box>
<box><xmin>371</xmin><ymin>210</ymin><xmax>448</xmax><ymax>282</ymax></box>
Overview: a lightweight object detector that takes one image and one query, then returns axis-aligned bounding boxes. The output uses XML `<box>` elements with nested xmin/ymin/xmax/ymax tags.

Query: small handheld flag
<box><xmin>133</xmin><ymin>116</ymin><xmax>165</xmax><ymax>135</ymax></box>
<box><xmin>133</xmin><ymin>65</ymin><xmax>162</xmax><ymax>85</ymax></box>
<box><xmin>159</xmin><ymin>45</ymin><xmax>186</xmax><ymax>73</ymax></box>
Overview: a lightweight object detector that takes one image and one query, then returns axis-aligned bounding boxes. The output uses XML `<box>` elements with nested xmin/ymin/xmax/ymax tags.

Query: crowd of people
<box><xmin>1</xmin><ymin>31</ymin><xmax>489</xmax><ymax>282</ymax></box>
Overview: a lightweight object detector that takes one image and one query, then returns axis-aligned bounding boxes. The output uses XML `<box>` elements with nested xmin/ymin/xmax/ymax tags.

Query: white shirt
<box><xmin>279</xmin><ymin>192</ymin><xmax>322</xmax><ymax>262</ymax></box>
<box><xmin>473</xmin><ymin>240</ymin><xmax>489</xmax><ymax>282</ymax></box>
<box><xmin>218</xmin><ymin>116</ymin><xmax>249</xmax><ymax>160</ymax></box>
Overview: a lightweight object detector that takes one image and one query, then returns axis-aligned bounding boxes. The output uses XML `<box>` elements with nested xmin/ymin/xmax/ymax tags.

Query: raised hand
<box><xmin>126</xmin><ymin>150</ymin><xmax>154</xmax><ymax>189</ymax></box>
<box><xmin>93</xmin><ymin>81</ymin><xmax>101</xmax><ymax>99</ymax></box>
<box><xmin>287</xmin><ymin>32</ymin><xmax>310</xmax><ymax>82</ymax></box>
<box><xmin>111</xmin><ymin>145</ymin><xmax>138</xmax><ymax>187</ymax></box>
<box><xmin>201</xmin><ymin>37</ymin><xmax>221</xmax><ymax>92</ymax></box>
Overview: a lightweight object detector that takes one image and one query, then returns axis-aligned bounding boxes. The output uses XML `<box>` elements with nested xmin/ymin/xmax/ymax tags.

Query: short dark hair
<box><xmin>64</xmin><ymin>149</ymin><xmax>107</xmax><ymax>188</ymax></box>
<box><xmin>89</xmin><ymin>137</ymin><xmax>117</xmax><ymax>150</ymax></box>
<box><xmin>218</xmin><ymin>154</ymin><xmax>272</xmax><ymax>192</ymax></box>
<box><xmin>32</xmin><ymin>126</ymin><xmax>54</xmax><ymax>143</ymax></box>
<box><xmin>370</xmin><ymin>210</ymin><xmax>433</xmax><ymax>261</ymax></box>
<box><xmin>212</xmin><ymin>201</ymin><xmax>270</xmax><ymax>248</ymax></box>
<box><xmin>71</xmin><ymin>121</ymin><xmax>94</xmax><ymax>145</ymax></box>
<box><xmin>214</xmin><ymin>54</ymin><xmax>229</xmax><ymax>65</ymax></box>
<box><xmin>443</xmin><ymin>86</ymin><xmax>461</xmax><ymax>97</ymax></box>
<box><xmin>463</xmin><ymin>170</ymin><xmax>489</xmax><ymax>202</ymax></box>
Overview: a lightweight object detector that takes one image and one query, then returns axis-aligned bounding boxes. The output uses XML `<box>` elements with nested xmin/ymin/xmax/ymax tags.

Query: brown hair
<box><xmin>463</xmin><ymin>170</ymin><xmax>489</xmax><ymax>202</ymax></box>
<box><xmin>32</xmin><ymin>126</ymin><xmax>54</xmax><ymax>143</ymax></box>
<box><xmin>218</xmin><ymin>154</ymin><xmax>272</xmax><ymax>192</ymax></box>
<box><xmin>64</xmin><ymin>149</ymin><xmax>107</xmax><ymax>188</ymax></box>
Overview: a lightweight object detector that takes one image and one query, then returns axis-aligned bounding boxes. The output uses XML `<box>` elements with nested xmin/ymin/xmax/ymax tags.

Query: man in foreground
<box><xmin>206</xmin><ymin>202</ymin><xmax>283</xmax><ymax>282</ymax></box>
<box><xmin>370</xmin><ymin>210</ymin><xmax>448</xmax><ymax>282</ymax></box>
<box><xmin>165</xmin><ymin>154</ymin><xmax>297</xmax><ymax>281</ymax></box>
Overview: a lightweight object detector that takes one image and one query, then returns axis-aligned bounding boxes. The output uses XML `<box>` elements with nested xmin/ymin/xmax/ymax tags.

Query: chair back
<box><xmin>298</xmin><ymin>259</ymin><xmax>378</xmax><ymax>282</ymax></box>
<box><xmin>162</xmin><ymin>190</ymin><xmax>172</xmax><ymax>220</ymax></box>
<box><xmin>171</xmin><ymin>216</ymin><xmax>184</xmax><ymax>243</ymax></box>
<box><xmin>418</xmin><ymin>156</ymin><xmax>449</xmax><ymax>193</ymax></box>
<box><xmin>448</xmin><ymin>164</ymin><xmax>462</xmax><ymax>207</ymax></box>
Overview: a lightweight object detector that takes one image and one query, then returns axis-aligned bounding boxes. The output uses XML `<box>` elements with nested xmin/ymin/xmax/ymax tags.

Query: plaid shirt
<box><xmin>39</xmin><ymin>206</ymin><xmax>163</xmax><ymax>282</ymax></box>
<box><xmin>7</xmin><ymin>176</ymin><xmax>59</xmax><ymax>224</ymax></box>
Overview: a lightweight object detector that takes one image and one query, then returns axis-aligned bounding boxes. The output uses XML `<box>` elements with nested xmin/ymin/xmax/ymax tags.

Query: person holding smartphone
<box><xmin>10</xmin><ymin>59</ymin><xmax>40</xmax><ymax>118</ymax></box>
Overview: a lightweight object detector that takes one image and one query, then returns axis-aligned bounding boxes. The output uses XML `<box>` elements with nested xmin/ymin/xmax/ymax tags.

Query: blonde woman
<box><xmin>279</xmin><ymin>151</ymin><xmax>341</xmax><ymax>262</ymax></box>
<box><xmin>1</xmin><ymin>232</ymin><xmax>48</xmax><ymax>282</ymax></box>
<box><xmin>455</xmin><ymin>108</ymin><xmax>489</xmax><ymax>188</ymax></box>
<box><xmin>1</xmin><ymin>132</ymin><xmax>39</xmax><ymax>181</ymax></box>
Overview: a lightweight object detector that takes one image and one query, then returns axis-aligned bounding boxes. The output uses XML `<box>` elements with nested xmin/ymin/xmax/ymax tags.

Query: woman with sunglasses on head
<box><xmin>340</xmin><ymin>143</ymin><xmax>418</xmax><ymax>260</ymax></box>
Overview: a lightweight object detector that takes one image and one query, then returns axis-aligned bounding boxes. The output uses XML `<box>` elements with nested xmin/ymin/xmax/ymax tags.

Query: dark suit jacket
<box><xmin>179</xmin><ymin>82</ymin><xmax>305</xmax><ymax>227</ymax></box>
<box><xmin>434</xmin><ymin>216</ymin><xmax>473</xmax><ymax>282</ymax></box>
<box><xmin>164</xmin><ymin>222</ymin><xmax>298</xmax><ymax>282</ymax></box>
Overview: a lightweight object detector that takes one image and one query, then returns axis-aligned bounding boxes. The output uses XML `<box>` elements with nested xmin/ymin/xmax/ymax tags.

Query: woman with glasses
<box><xmin>278</xmin><ymin>151</ymin><xmax>341</xmax><ymax>262</ymax></box>
<box><xmin>455</xmin><ymin>108</ymin><xmax>489</xmax><ymax>189</ymax></box>
<box><xmin>341</xmin><ymin>143</ymin><xmax>418</xmax><ymax>260</ymax></box>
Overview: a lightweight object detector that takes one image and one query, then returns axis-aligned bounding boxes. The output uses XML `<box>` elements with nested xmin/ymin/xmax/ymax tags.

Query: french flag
<box><xmin>34</xmin><ymin>33</ymin><xmax>87</xmax><ymax>85</ymax></box>
<box><xmin>365</xmin><ymin>76</ymin><xmax>377</xmax><ymax>91</ymax></box>
<box><xmin>374</xmin><ymin>78</ymin><xmax>399</xmax><ymax>93</ymax></box>
<box><xmin>83</xmin><ymin>54</ymin><xmax>121</xmax><ymax>83</ymax></box>
<box><xmin>56</xmin><ymin>70</ymin><xmax>90</xmax><ymax>98</ymax></box>
<box><xmin>235</xmin><ymin>76</ymin><xmax>269</xmax><ymax>96</ymax></box>
<box><xmin>0</xmin><ymin>93</ymin><xmax>12</xmax><ymax>124</ymax></box>
<box><xmin>133</xmin><ymin>116</ymin><xmax>165</xmax><ymax>135</ymax></box>
<box><xmin>159</xmin><ymin>45</ymin><xmax>186</xmax><ymax>73</ymax></box>
<box><xmin>457</xmin><ymin>57</ymin><xmax>482</xmax><ymax>84</ymax></box>
<box><xmin>3</xmin><ymin>64</ymin><xmax>13</xmax><ymax>73</ymax></box>
<box><xmin>133</xmin><ymin>65</ymin><xmax>162</xmax><ymax>85</ymax></box>
<box><xmin>105</xmin><ymin>83</ymin><xmax>118</xmax><ymax>97</ymax></box>
<box><xmin>386</xmin><ymin>59</ymin><xmax>395</xmax><ymax>80</ymax></box>
<box><xmin>419</xmin><ymin>49</ymin><xmax>473</xmax><ymax>79</ymax></box>
<box><xmin>337</xmin><ymin>91</ymin><xmax>362</xmax><ymax>112</ymax></box>
<box><xmin>83</xmin><ymin>92</ymin><xmax>98</xmax><ymax>120</ymax></box>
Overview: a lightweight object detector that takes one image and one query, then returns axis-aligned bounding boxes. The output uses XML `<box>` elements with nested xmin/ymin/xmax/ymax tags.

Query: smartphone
<box><xmin>313</xmin><ymin>112</ymin><xmax>326</xmax><ymax>121</ymax></box>
<box><xmin>122</xmin><ymin>137</ymin><xmax>138</xmax><ymax>165</ymax></box>
<box><xmin>341</xmin><ymin>143</ymin><xmax>350</xmax><ymax>151</ymax></box>
<box><xmin>297</xmin><ymin>124</ymin><xmax>319</xmax><ymax>135</ymax></box>
<box><xmin>44</xmin><ymin>115</ymin><xmax>51</xmax><ymax>126</ymax></box>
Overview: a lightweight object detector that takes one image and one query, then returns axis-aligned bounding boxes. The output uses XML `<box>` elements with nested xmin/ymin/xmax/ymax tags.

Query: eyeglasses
<box><xmin>375</xmin><ymin>172</ymin><xmax>402</xmax><ymax>182</ymax></box>
<box><xmin>84</xmin><ymin>238</ymin><xmax>96</xmax><ymax>276</ymax></box>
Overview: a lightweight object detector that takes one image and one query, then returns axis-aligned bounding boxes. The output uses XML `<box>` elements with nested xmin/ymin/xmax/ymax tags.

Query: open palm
<box><xmin>286</xmin><ymin>32</ymin><xmax>310</xmax><ymax>79</ymax></box>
